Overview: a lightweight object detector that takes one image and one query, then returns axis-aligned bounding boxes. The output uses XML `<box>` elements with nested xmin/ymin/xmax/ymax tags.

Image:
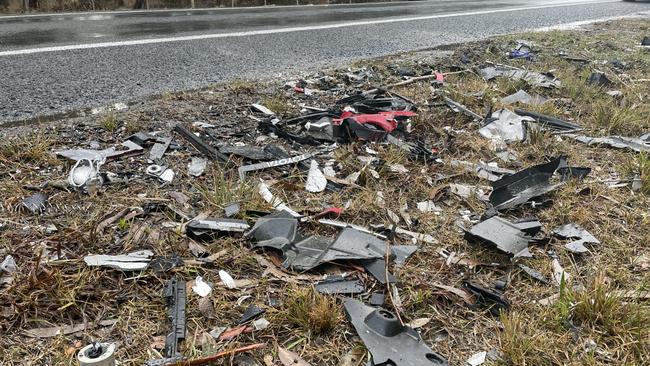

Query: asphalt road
<box><xmin>0</xmin><ymin>0</ymin><xmax>648</xmax><ymax>122</ymax></box>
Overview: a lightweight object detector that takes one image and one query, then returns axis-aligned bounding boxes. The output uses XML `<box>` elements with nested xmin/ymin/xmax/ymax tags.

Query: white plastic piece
<box><xmin>466</xmin><ymin>351</ymin><xmax>487</xmax><ymax>366</ymax></box>
<box><xmin>219</xmin><ymin>270</ymin><xmax>237</xmax><ymax>289</ymax></box>
<box><xmin>83</xmin><ymin>250</ymin><xmax>153</xmax><ymax>271</ymax></box>
<box><xmin>192</xmin><ymin>276</ymin><xmax>213</xmax><ymax>297</ymax></box>
<box><xmin>305</xmin><ymin>160</ymin><xmax>327</xmax><ymax>193</ymax></box>
<box><xmin>77</xmin><ymin>343</ymin><xmax>116</xmax><ymax>366</ymax></box>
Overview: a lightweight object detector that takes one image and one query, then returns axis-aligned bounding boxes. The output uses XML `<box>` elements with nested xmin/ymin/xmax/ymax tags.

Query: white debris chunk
<box><xmin>251</xmin><ymin>104</ymin><xmax>275</xmax><ymax>115</ymax></box>
<box><xmin>192</xmin><ymin>276</ymin><xmax>213</xmax><ymax>297</ymax></box>
<box><xmin>479</xmin><ymin>109</ymin><xmax>531</xmax><ymax>143</ymax></box>
<box><xmin>305</xmin><ymin>160</ymin><xmax>327</xmax><ymax>193</ymax></box>
<box><xmin>552</xmin><ymin>258</ymin><xmax>571</xmax><ymax>285</ymax></box>
<box><xmin>188</xmin><ymin>157</ymin><xmax>207</xmax><ymax>177</ymax></box>
<box><xmin>1</xmin><ymin>255</ymin><xmax>18</xmax><ymax>273</ymax></box>
<box><xmin>258</xmin><ymin>181</ymin><xmax>301</xmax><ymax>217</ymax></box>
<box><xmin>219</xmin><ymin>270</ymin><xmax>237</xmax><ymax>289</ymax></box>
<box><xmin>252</xmin><ymin>318</ymin><xmax>270</xmax><ymax>330</ymax></box>
<box><xmin>417</xmin><ymin>201</ymin><xmax>443</xmax><ymax>213</ymax></box>
<box><xmin>83</xmin><ymin>250</ymin><xmax>153</xmax><ymax>271</ymax></box>
<box><xmin>466</xmin><ymin>351</ymin><xmax>487</xmax><ymax>366</ymax></box>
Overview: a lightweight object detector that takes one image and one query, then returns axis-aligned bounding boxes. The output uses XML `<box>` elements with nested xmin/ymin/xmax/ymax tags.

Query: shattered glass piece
<box><xmin>315</xmin><ymin>276</ymin><xmax>364</xmax><ymax>294</ymax></box>
<box><xmin>552</xmin><ymin>223</ymin><xmax>600</xmax><ymax>254</ymax></box>
<box><xmin>570</xmin><ymin>134</ymin><xmax>650</xmax><ymax>153</ymax></box>
<box><xmin>479</xmin><ymin>109</ymin><xmax>531</xmax><ymax>143</ymax></box>
<box><xmin>188</xmin><ymin>157</ymin><xmax>207</xmax><ymax>177</ymax></box>
<box><xmin>83</xmin><ymin>250</ymin><xmax>153</xmax><ymax>271</ymax></box>
<box><xmin>246</xmin><ymin>211</ymin><xmax>298</xmax><ymax>250</ymax></box>
<box><xmin>489</xmin><ymin>156</ymin><xmax>565</xmax><ymax>210</ymax></box>
<box><xmin>466</xmin><ymin>216</ymin><xmax>537</xmax><ymax>257</ymax></box>
<box><xmin>501</xmin><ymin>90</ymin><xmax>547</xmax><ymax>106</ymax></box>
<box><xmin>344</xmin><ymin>298</ymin><xmax>449</xmax><ymax>366</ymax></box>
<box><xmin>238</xmin><ymin>305</ymin><xmax>266</xmax><ymax>324</ymax></box>
<box><xmin>305</xmin><ymin>160</ymin><xmax>327</xmax><ymax>193</ymax></box>
<box><xmin>22</xmin><ymin>193</ymin><xmax>48</xmax><ymax>214</ymax></box>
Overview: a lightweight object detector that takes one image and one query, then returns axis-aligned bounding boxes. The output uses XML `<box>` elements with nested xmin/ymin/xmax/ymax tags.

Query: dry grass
<box><xmin>1</xmin><ymin>18</ymin><xmax>649</xmax><ymax>366</ymax></box>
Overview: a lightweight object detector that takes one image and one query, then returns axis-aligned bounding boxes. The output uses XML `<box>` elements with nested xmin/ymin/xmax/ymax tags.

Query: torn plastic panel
<box><xmin>557</xmin><ymin>166</ymin><xmax>591</xmax><ymax>181</ymax></box>
<box><xmin>315</xmin><ymin>276</ymin><xmax>364</xmax><ymax>295</ymax></box>
<box><xmin>479</xmin><ymin>109</ymin><xmax>531</xmax><ymax>144</ymax></box>
<box><xmin>489</xmin><ymin>156</ymin><xmax>565</xmax><ymax>211</ymax></box>
<box><xmin>501</xmin><ymin>90</ymin><xmax>547</xmax><ymax>106</ymax></box>
<box><xmin>361</xmin><ymin>259</ymin><xmax>396</xmax><ymax>284</ymax></box>
<box><xmin>552</xmin><ymin>223</ymin><xmax>600</xmax><ymax>254</ymax></box>
<box><xmin>186</xmin><ymin>218</ymin><xmax>250</xmax><ymax>241</ymax></box>
<box><xmin>238</xmin><ymin>305</ymin><xmax>266</xmax><ymax>324</ymax></box>
<box><xmin>465</xmin><ymin>216</ymin><xmax>541</xmax><ymax>258</ymax></box>
<box><xmin>343</xmin><ymin>298</ymin><xmax>449</xmax><ymax>366</ymax></box>
<box><xmin>246</xmin><ymin>211</ymin><xmax>298</xmax><ymax>250</ymax></box>
<box><xmin>463</xmin><ymin>281</ymin><xmax>510</xmax><ymax>315</ymax></box>
<box><xmin>517</xmin><ymin>264</ymin><xmax>550</xmax><ymax>284</ymax></box>
<box><xmin>514</xmin><ymin>109</ymin><xmax>582</xmax><ymax>132</ymax></box>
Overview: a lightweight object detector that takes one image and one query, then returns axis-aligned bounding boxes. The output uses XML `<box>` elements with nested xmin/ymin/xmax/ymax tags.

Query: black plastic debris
<box><xmin>514</xmin><ymin>109</ymin><xmax>582</xmax><ymax>132</ymax></box>
<box><xmin>569</xmin><ymin>134</ymin><xmax>650</xmax><ymax>153</ymax></box>
<box><xmin>149</xmin><ymin>255</ymin><xmax>184</xmax><ymax>273</ymax></box>
<box><xmin>186</xmin><ymin>218</ymin><xmax>250</xmax><ymax>240</ymax></box>
<box><xmin>517</xmin><ymin>264</ymin><xmax>549</xmax><ymax>284</ymax></box>
<box><xmin>369</xmin><ymin>292</ymin><xmax>386</xmax><ymax>307</ymax></box>
<box><xmin>643</xmin><ymin>37</ymin><xmax>650</xmax><ymax>46</ymax></box>
<box><xmin>361</xmin><ymin>259</ymin><xmax>396</xmax><ymax>284</ymax></box>
<box><xmin>246</xmin><ymin>211</ymin><xmax>298</xmax><ymax>249</ymax></box>
<box><xmin>463</xmin><ymin>281</ymin><xmax>510</xmax><ymax>315</ymax></box>
<box><xmin>238</xmin><ymin>305</ymin><xmax>266</xmax><ymax>324</ymax></box>
<box><xmin>489</xmin><ymin>156</ymin><xmax>566</xmax><ymax>211</ymax></box>
<box><xmin>392</xmin><ymin>245</ymin><xmax>418</xmax><ymax>267</ymax></box>
<box><xmin>587</xmin><ymin>71</ymin><xmax>612</xmax><ymax>87</ymax></box>
<box><xmin>343</xmin><ymin>298</ymin><xmax>449</xmax><ymax>366</ymax></box>
<box><xmin>173</xmin><ymin>125</ymin><xmax>228</xmax><ymax>162</ymax></box>
<box><xmin>315</xmin><ymin>276</ymin><xmax>364</xmax><ymax>295</ymax></box>
<box><xmin>145</xmin><ymin>277</ymin><xmax>186</xmax><ymax>366</ymax></box>
<box><xmin>552</xmin><ymin>224</ymin><xmax>600</xmax><ymax>254</ymax></box>
<box><xmin>557</xmin><ymin>166</ymin><xmax>591</xmax><ymax>181</ymax></box>
<box><xmin>465</xmin><ymin>216</ymin><xmax>542</xmax><ymax>257</ymax></box>
<box><xmin>22</xmin><ymin>193</ymin><xmax>48</xmax><ymax>214</ymax></box>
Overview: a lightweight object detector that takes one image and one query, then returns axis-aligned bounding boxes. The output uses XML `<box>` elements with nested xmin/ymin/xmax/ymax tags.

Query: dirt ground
<box><xmin>1</xmin><ymin>18</ymin><xmax>649</xmax><ymax>366</ymax></box>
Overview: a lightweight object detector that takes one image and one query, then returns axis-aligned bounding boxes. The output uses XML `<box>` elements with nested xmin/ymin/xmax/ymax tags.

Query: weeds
<box><xmin>282</xmin><ymin>287</ymin><xmax>341</xmax><ymax>335</ymax></box>
<box><xmin>101</xmin><ymin>113</ymin><xmax>118</xmax><ymax>132</ymax></box>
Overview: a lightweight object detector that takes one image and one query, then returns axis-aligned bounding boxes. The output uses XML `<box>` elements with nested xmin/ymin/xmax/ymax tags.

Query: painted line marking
<box><xmin>0</xmin><ymin>0</ymin><xmax>619</xmax><ymax>57</ymax></box>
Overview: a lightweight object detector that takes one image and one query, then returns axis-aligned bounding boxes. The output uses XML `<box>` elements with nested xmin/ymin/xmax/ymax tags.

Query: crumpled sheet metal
<box><xmin>569</xmin><ymin>134</ymin><xmax>650</xmax><ymax>153</ymax></box>
<box><xmin>465</xmin><ymin>216</ymin><xmax>540</xmax><ymax>258</ymax></box>
<box><xmin>479</xmin><ymin>109</ymin><xmax>532</xmax><ymax>143</ymax></box>
<box><xmin>552</xmin><ymin>223</ymin><xmax>600</xmax><ymax>253</ymax></box>
<box><xmin>489</xmin><ymin>156</ymin><xmax>565</xmax><ymax>210</ymax></box>
<box><xmin>478</xmin><ymin>65</ymin><xmax>561</xmax><ymax>88</ymax></box>
<box><xmin>83</xmin><ymin>250</ymin><xmax>154</xmax><ymax>271</ymax></box>
<box><xmin>344</xmin><ymin>298</ymin><xmax>448</xmax><ymax>366</ymax></box>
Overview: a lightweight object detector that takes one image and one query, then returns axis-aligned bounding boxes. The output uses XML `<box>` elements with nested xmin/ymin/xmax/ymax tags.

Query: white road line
<box><xmin>0</xmin><ymin>0</ymin><xmax>618</xmax><ymax>57</ymax></box>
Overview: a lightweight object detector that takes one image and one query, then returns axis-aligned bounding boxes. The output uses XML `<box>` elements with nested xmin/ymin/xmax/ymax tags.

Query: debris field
<box><xmin>1</xmin><ymin>18</ymin><xmax>649</xmax><ymax>366</ymax></box>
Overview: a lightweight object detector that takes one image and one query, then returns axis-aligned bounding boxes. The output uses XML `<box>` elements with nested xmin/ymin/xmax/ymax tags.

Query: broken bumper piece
<box><xmin>344</xmin><ymin>298</ymin><xmax>448</xmax><ymax>366</ymax></box>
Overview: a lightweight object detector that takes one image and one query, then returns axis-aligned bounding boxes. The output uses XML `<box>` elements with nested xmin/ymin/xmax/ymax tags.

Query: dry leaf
<box><xmin>278</xmin><ymin>347</ymin><xmax>312</xmax><ymax>366</ymax></box>
<box><xmin>407</xmin><ymin>317</ymin><xmax>431</xmax><ymax>329</ymax></box>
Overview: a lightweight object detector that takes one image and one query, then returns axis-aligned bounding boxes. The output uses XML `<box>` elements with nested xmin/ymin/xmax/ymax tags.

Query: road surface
<box><xmin>0</xmin><ymin>0</ymin><xmax>648</xmax><ymax>122</ymax></box>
